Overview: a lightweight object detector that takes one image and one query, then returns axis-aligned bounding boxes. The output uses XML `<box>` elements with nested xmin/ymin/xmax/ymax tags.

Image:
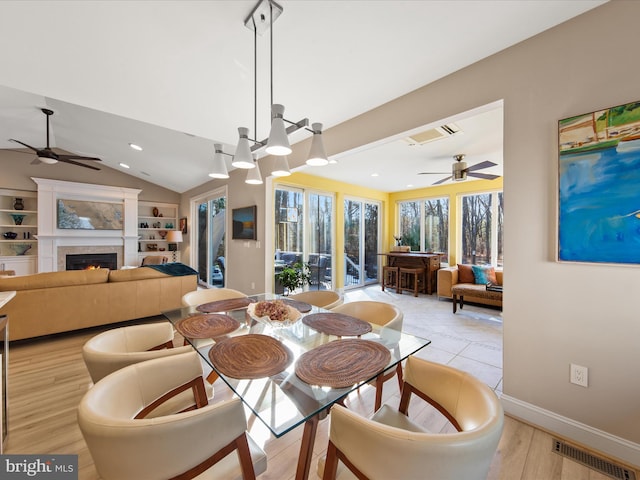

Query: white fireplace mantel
<box><xmin>32</xmin><ymin>178</ymin><xmax>141</xmax><ymax>272</ymax></box>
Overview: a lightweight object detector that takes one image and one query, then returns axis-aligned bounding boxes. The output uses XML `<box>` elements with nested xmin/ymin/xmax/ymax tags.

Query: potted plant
<box><xmin>275</xmin><ymin>262</ymin><xmax>310</xmax><ymax>295</ymax></box>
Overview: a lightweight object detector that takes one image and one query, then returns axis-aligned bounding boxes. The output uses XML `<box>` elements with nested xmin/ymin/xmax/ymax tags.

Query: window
<box><xmin>397</xmin><ymin>197</ymin><xmax>449</xmax><ymax>256</ymax></box>
<box><xmin>274</xmin><ymin>187</ymin><xmax>334</xmax><ymax>292</ymax></box>
<box><xmin>460</xmin><ymin>191</ymin><xmax>503</xmax><ymax>266</ymax></box>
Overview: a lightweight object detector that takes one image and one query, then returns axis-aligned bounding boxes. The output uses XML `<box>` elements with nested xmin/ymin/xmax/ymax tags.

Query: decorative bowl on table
<box><xmin>246</xmin><ymin>300</ymin><xmax>302</xmax><ymax>328</ymax></box>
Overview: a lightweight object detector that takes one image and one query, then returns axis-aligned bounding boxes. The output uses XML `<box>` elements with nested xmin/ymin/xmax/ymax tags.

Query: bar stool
<box><xmin>382</xmin><ymin>266</ymin><xmax>400</xmax><ymax>293</ymax></box>
<box><xmin>400</xmin><ymin>267</ymin><xmax>426</xmax><ymax>297</ymax></box>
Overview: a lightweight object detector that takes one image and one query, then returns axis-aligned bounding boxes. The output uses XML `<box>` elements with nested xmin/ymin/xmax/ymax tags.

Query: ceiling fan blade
<box><xmin>5</xmin><ymin>148</ymin><xmax>37</xmax><ymax>156</ymax></box>
<box><xmin>418</xmin><ymin>171</ymin><xmax>449</xmax><ymax>175</ymax></box>
<box><xmin>466</xmin><ymin>160</ymin><xmax>497</xmax><ymax>172</ymax></box>
<box><xmin>468</xmin><ymin>172</ymin><xmax>500</xmax><ymax>180</ymax></box>
<box><xmin>433</xmin><ymin>176</ymin><xmax>452</xmax><ymax>185</ymax></box>
<box><xmin>9</xmin><ymin>139</ymin><xmax>39</xmax><ymax>152</ymax></box>
<box><xmin>30</xmin><ymin>157</ymin><xmax>42</xmax><ymax>165</ymax></box>
<box><xmin>57</xmin><ymin>158</ymin><xmax>101</xmax><ymax>171</ymax></box>
<box><xmin>58</xmin><ymin>154</ymin><xmax>102</xmax><ymax>162</ymax></box>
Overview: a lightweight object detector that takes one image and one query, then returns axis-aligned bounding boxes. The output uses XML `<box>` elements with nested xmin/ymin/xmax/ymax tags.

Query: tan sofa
<box><xmin>437</xmin><ymin>265</ymin><xmax>503</xmax><ymax>308</ymax></box>
<box><xmin>0</xmin><ymin>266</ymin><xmax>197</xmax><ymax>341</ymax></box>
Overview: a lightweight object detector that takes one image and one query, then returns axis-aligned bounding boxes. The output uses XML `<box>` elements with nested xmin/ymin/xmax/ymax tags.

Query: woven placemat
<box><xmin>280</xmin><ymin>298</ymin><xmax>312</xmax><ymax>313</ymax></box>
<box><xmin>208</xmin><ymin>334</ymin><xmax>293</xmax><ymax>379</ymax></box>
<box><xmin>176</xmin><ymin>314</ymin><xmax>240</xmax><ymax>339</ymax></box>
<box><xmin>295</xmin><ymin>339</ymin><xmax>391</xmax><ymax>388</ymax></box>
<box><xmin>302</xmin><ymin>312</ymin><xmax>372</xmax><ymax>336</ymax></box>
<box><xmin>196</xmin><ymin>297</ymin><xmax>253</xmax><ymax>313</ymax></box>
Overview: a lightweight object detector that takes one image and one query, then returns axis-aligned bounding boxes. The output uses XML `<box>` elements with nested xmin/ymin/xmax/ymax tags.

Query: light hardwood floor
<box><xmin>4</xmin><ymin>317</ymin><xmax>636</xmax><ymax>479</ymax></box>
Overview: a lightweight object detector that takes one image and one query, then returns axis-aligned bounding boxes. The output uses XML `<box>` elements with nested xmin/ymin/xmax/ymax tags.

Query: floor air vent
<box><xmin>552</xmin><ymin>439</ymin><xmax>636</xmax><ymax>480</ymax></box>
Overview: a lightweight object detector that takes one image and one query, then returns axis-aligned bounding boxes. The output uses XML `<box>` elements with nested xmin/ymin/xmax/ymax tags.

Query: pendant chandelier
<box><xmin>227</xmin><ymin>0</ymin><xmax>328</xmax><ymax>180</ymax></box>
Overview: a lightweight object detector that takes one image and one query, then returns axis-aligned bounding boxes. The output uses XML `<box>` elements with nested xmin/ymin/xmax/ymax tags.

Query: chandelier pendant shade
<box><xmin>245</xmin><ymin>155</ymin><xmax>263</xmax><ymax>184</ymax></box>
<box><xmin>232</xmin><ymin>127</ymin><xmax>256</xmax><ymax>169</ymax></box>
<box><xmin>306</xmin><ymin>122</ymin><xmax>328</xmax><ymax>166</ymax></box>
<box><xmin>265</xmin><ymin>104</ymin><xmax>292</xmax><ymax>156</ymax></box>
<box><xmin>209</xmin><ymin>143</ymin><xmax>230</xmax><ymax>179</ymax></box>
<box><xmin>271</xmin><ymin>156</ymin><xmax>291</xmax><ymax>177</ymax></box>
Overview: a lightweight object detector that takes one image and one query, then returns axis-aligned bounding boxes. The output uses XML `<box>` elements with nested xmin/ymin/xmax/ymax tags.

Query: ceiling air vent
<box><xmin>404</xmin><ymin>124</ymin><xmax>460</xmax><ymax>146</ymax></box>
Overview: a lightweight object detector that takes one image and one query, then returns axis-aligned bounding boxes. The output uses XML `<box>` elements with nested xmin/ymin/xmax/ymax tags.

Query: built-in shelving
<box><xmin>137</xmin><ymin>201</ymin><xmax>180</xmax><ymax>263</ymax></box>
<box><xmin>0</xmin><ymin>189</ymin><xmax>38</xmax><ymax>273</ymax></box>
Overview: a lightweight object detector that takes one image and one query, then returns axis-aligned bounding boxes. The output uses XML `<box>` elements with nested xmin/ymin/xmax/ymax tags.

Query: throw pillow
<box><xmin>457</xmin><ymin>264</ymin><xmax>475</xmax><ymax>283</ymax></box>
<box><xmin>472</xmin><ymin>265</ymin><xmax>497</xmax><ymax>285</ymax></box>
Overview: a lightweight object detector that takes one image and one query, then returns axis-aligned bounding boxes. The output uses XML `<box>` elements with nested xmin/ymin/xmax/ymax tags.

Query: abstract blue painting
<box><xmin>558</xmin><ymin>100</ymin><xmax>640</xmax><ymax>264</ymax></box>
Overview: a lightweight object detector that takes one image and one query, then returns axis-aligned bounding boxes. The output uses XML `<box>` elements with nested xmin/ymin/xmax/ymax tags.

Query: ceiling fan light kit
<box><xmin>452</xmin><ymin>154</ymin><xmax>467</xmax><ymax>181</ymax></box>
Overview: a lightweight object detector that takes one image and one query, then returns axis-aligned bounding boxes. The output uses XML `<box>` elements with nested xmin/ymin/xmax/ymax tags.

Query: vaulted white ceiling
<box><xmin>0</xmin><ymin>1</ymin><xmax>606</xmax><ymax>192</ymax></box>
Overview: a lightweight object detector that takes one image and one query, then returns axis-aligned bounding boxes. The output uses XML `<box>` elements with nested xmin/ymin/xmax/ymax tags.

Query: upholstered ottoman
<box><xmin>451</xmin><ymin>284</ymin><xmax>503</xmax><ymax>313</ymax></box>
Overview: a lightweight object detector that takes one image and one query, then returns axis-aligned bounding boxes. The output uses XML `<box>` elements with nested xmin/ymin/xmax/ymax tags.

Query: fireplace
<box><xmin>66</xmin><ymin>253</ymin><xmax>117</xmax><ymax>270</ymax></box>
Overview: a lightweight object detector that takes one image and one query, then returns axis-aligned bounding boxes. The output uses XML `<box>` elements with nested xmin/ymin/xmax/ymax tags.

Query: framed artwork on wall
<box><xmin>232</xmin><ymin>205</ymin><xmax>257</xmax><ymax>240</ymax></box>
<box><xmin>57</xmin><ymin>199</ymin><xmax>123</xmax><ymax>230</ymax></box>
<box><xmin>558</xmin><ymin>99</ymin><xmax>640</xmax><ymax>264</ymax></box>
<box><xmin>180</xmin><ymin>217</ymin><xmax>187</xmax><ymax>234</ymax></box>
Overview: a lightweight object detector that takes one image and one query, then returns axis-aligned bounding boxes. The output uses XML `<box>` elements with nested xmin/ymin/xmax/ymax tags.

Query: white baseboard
<box><xmin>501</xmin><ymin>395</ymin><xmax>640</xmax><ymax>467</ymax></box>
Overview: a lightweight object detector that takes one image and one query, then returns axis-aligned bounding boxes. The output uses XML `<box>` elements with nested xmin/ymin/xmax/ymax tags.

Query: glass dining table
<box><xmin>162</xmin><ymin>293</ymin><xmax>431</xmax><ymax>480</ymax></box>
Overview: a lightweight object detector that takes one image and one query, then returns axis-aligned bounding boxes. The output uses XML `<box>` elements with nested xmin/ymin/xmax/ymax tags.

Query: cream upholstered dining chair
<box><xmin>318</xmin><ymin>356</ymin><xmax>504</xmax><ymax>480</ymax></box>
<box><xmin>330</xmin><ymin>301</ymin><xmax>403</xmax><ymax>411</ymax></box>
<box><xmin>289</xmin><ymin>290</ymin><xmax>343</xmax><ymax>310</ymax></box>
<box><xmin>82</xmin><ymin>322</ymin><xmax>193</xmax><ymax>384</ymax></box>
<box><xmin>181</xmin><ymin>287</ymin><xmax>247</xmax><ymax>307</ymax></box>
<box><xmin>78</xmin><ymin>351</ymin><xmax>267</xmax><ymax>480</ymax></box>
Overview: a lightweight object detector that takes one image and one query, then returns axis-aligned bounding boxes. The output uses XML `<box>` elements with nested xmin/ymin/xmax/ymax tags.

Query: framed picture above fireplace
<box><xmin>57</xmin><ymin>199</ymin><xmax>124</xmax><ymax>230</ymax></box>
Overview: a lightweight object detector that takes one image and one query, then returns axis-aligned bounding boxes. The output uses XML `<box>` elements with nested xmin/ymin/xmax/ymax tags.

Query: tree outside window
<box><xmin>398</xmin><ymin>197</ymin><xmax>449</xmax><ymax>255</ymax></box>
<box><xmin>460</xmin><ymin>191</ymin><xmax>503</xmax><ymax>266</ymax></box>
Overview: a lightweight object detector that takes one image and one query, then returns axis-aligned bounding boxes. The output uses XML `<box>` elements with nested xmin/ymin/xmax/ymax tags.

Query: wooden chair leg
<box><xmin>322</xmin><ymin>441</ymin><xmax>340</xmax><ymax>480</ymax></box>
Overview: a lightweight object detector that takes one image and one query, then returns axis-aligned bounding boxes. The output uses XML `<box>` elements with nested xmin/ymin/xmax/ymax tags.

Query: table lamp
<box><xmin>166</xmin><ymin>230</ymin><xmax>183</xmax><ymax>262</ymax></box>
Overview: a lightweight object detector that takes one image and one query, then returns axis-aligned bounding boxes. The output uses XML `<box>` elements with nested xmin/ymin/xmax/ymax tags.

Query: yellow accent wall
<box><xmin>274</xmin><ymin>171</ymin><xmax>503</xmax><ymax>283</ymax></box>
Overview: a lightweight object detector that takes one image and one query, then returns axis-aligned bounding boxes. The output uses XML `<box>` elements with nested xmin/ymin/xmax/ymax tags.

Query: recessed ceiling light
<box><xmin>128</xmin><ymin>143</ymin><xmax>143</xmax><ymax>151</ymax></box>
<box><xmin>406</xmin><ymin>184</ymin><xmax>414</xmax><ymax>188</ymax></box>
<box><xmin>119</xmin><ymin>163</ymin><xmax>130</xmax><ymax>169</ymax></box>
<box><xmin>371</xmin><ymin>173</ymin><xmax>379</xmax><ymax>177</ymax></box>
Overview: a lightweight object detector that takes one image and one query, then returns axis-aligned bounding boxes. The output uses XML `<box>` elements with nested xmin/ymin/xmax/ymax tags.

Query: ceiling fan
<box><xmin>9</xmin><ymin>108</ymin><xmax>101</xmax><ymax>170</ymax></box>
<box><xmin>418</xmin><ymin>154</ymin><xmax>499</xmax><ymax>185</ymax></box>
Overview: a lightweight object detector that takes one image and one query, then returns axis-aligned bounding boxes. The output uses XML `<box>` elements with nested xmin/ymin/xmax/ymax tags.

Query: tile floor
<box><xmin>343</xmin><ymin>284</ymin><xmax>504</xmax><ymax>394</ymax></box>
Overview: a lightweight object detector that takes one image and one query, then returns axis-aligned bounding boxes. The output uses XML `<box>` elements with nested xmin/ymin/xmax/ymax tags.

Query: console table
<box><xmin>380</xmin><ymin>252</ymin><xmax>443</xmax><ymax>294</ymax></box>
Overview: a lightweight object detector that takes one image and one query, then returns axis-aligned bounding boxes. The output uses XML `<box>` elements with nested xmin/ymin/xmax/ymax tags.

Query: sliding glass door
<box><xmin>344</xmin><ymin>198</ymin><xmax>380</xmax><ymax>289</ymax></box>
<box><xmin>307</xmin><ymin>193</ymin><xmax>333</xmax><ymax>290</ymax></box>
<box><xmin>194</xmin><ymin>189</ymin><xmax>226</xmax><ymax>287</ymax></box>
<box><xmin>274</xmin><ymin>187</ymin><xmax>334</xmax><ymax>292</ymax></box>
